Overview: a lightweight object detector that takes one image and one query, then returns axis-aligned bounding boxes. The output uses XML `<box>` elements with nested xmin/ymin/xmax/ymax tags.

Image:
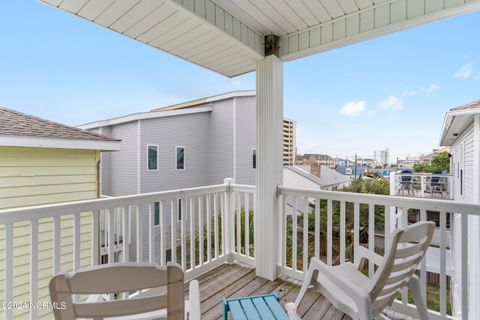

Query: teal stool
<box><xmin>223</xmin><ymin>293</ymin><xmax>288</xmax><ymax>319</ymax></box>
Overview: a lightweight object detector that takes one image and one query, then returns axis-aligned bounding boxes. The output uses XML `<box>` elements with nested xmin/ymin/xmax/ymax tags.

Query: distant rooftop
<box><xmin>0</xmin><ymin>108</ymin><xmax>120</xmax><ymax>150</ymax></box>
<box><xmin>0</xmin><ymin>108</ymin><xmax>117</xmax><ymax>141</ymax></box>
<box><xmin>286</xmin><ymin>165</ymin><xmax>350</xmax><ymax>188</ymax></box>
<box><xmin>450</xmin><ymin>99</ymin><xmax>480</xmax><ymax>111</ymax></box>
<box><xmin>79</xmin><ymin>91</ymin><xmax>255</xmax><ymax>129</ymax></box>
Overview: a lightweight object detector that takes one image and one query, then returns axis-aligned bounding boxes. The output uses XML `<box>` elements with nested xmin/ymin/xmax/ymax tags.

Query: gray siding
<box><xmin>102</xmin><ymin>122</ymin><xmax>138</xmax><ymax>196</ymax></box>
<box><xmin>452</xmin><ymin>123</ymin><xmax>475</xmax><ymax>202</ymax></box>
<box><xmin>207</xmin><ymin>99</ymin><xmax>235</xmax><ymax>185</ymax></box>
<box><xmin>140</xmin><ymin>112</ymin><xmax>210</xmax><ymax>192</ymax></box>
<box><xmin>234</xmin><ymin>96</ymin><xmax>256</xmax><ymax>185</ymax></box>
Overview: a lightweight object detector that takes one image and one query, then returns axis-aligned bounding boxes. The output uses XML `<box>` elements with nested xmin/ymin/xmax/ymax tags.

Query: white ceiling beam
<box><xmin>168</xmin><ymin>0</ymin><xmax>264</xmax><ymax>57</ymax></box>
<box><xmin>279</xmin><ymin>0</ymin><xmax>480</xmax><ymax>61</ymax></box>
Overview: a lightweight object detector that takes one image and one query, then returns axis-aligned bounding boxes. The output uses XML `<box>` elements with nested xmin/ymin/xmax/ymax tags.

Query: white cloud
<box><xmin>379</xmin><ymin>96</ymin><xmax>403</xmax><ymax>111</ymax></box>
<box><xmin>400</xmin><ymin>89</ymin><xmax>417</xmax><ymax>97</ymax></box>
<box><xmin>454</xmin><ymin>63</ymin><xmax>473</xmax><ymax>79</ymax></box>
<box><xmin>421</xmin><ymin>84</ymin><xmax>439</xmax><ymax>94</ymax></box>
<box><xmin>339</xmin><ymin>101</ymin><xmax>366</xmax><ymax>117</ymax></box>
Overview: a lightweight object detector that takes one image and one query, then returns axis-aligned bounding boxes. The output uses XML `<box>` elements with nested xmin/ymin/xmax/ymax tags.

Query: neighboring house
<box><xmin>80</xmin><ymin>91</ymin><xmax>259</xmax><ymax>260</ymax></box>
<box><xmin>285</xmin><ymin>165</ymin><xmax>351</xmax><ymax>191</ymax></box>
<box><xmin>0</xmin><ymin>108</ymin><xmax>120</xmax><ymax>319</ymax></box>
<box><xmin>335</xmin><ymin>165</ymin><xmax>367</xmax><ymax>179</ymax></box>
<box><xmin>297</xmin><ymin>153</ymin><xmax>336</xmax><ymax>169</ymax></box>
<box><xmin>440</xmin><ymin>99</ymin><xmax>480</xmax><ymax>317</ymax></box>
<box><xmin>397</xmin><ymin>158</ymin><xmax>421</xmax><ymax>168</ymax></box>
<box><xmin>283</xmin><ymin>165</ymin><xmax>351</xmax><ymax>216</ymax></box>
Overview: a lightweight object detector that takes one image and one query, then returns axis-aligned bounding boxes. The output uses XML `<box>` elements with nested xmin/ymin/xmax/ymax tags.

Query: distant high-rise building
<box><xmin>373</xmin><ymin>148</ymin><xmax>390</xmax><ymax>167</ymax></box>
<box><xmin>283</xmin><ymin>118</ymin><xmax>296</xmax><ymax>165</ymax></box>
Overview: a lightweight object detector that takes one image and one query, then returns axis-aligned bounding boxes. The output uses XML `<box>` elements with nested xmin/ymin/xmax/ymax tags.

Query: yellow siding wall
<box><xmin>0</xmin><ymin>147</ymin><xmax>99</xmax><ymax>319</ymax></box>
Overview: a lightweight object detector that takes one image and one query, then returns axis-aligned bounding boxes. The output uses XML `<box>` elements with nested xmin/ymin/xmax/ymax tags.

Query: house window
<box><xmin>147</xmin><ymin>145</ymin><xmax>158</xmax><ymax>170</ymax></box>
<box><xmin>460</xmin><ymin>169</ymin><xmax>463</xmax><ymax>196</ymax></box>
<box><xmin>176</xmin><ymin>146</ymin><xmax>185</xmax><ymax>170</ymax></box>
<box><xmin>252</xmin><ymin>149</ymin><xmax>256</xmax><ymax>169</ymax></box>
<box><xmin>154</xmin><ymin>202</ymin><xmax>160</xmax><ymax>226</ymax></box>
<box><xmin>177</xmin><ymin>198</ymin><xmax>183</xmax><ymax>221</ymax></box>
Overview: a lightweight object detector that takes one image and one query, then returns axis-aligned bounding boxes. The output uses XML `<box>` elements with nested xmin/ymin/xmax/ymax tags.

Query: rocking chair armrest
<box><xmin>354</xmin><ymin>246</ymin><xmax>383</xmax><ymax>271</ymax></box>
<box><xmin>310</xmin><ymin>258</ymin><xmax>370</xmax><ymax>301</ymax></box>
<box><xmin>188</xmin><ymin>280</ymin><xmax>201</xmax><ymax>320</ymax></box>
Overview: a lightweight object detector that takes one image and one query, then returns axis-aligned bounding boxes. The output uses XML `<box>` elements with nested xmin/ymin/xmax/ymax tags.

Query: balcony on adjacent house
<box><xmin>0</xmin><ymin>180</ymin><xmax>475</xmax><ymax>319</ymax></box>
<box><xmin>390</xmin><ymin>172</ymin><xmax>454</xmax><ymax>200</ymax></box>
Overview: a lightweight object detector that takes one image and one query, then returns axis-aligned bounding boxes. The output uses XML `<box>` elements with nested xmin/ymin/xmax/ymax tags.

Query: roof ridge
<box><xmin>0</xmin><ymin>107</ymin><xmax>119</xmax><ymax>142</ymax></box>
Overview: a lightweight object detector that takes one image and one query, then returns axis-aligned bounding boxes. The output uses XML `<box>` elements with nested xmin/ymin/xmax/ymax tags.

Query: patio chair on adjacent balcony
<box><xmin>429</xmin><ymin>170</ymin><xmax>445</xmax><ymax>198</ymax></box>
<box><xmin>286</xmin><ymin>221</ymin><xmax>435</xmax><ymax>320</ymax></box>
<box><xmin>49</xmin><ymin>262</ymin><xmax>200</xmax><ymax>320</ymax></box>
<box><xmin>399</xmin><ymin>169</ymin><xmax>414</xmax><ymax>196</ymax></box>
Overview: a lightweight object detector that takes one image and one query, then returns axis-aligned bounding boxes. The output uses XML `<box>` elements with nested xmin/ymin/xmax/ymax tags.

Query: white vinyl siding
<box><xmin>0</xmin><ymin>147</ymin><xmax>98</xmax><ymax>319</ymax></box>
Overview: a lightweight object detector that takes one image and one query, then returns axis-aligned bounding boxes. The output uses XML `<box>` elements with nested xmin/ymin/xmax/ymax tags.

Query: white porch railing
<box><xmin>0</xmin><ymin>180</ymin><xmax>476</xmax><ymax>319</ymax></box>
<box><xmin>390</xmin><ymin>172</ymin><xmax>454</xmax><ymax>200</ymax></box>
<box><xmin>278</xmin><ymin>186</ymin><xmax>476</xmax><ymax>320</ymax></box>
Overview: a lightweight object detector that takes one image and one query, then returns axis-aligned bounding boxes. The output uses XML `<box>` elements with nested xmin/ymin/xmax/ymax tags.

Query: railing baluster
<box><xmin>303</xmin><ymin>197</ymin><xmax>308</xmax><ymax>272</ymax></box>
<box><xmin>53</xmin><ymin>216</ymin><xmax>60</xmax><ymax>274</ymax></box>
<box><xmin>340</xmin><ymin>201</ymin><xmax>346</xmax><ymax>264</ymax></box>
<box><xmin>92</xmin><ymin>210</ymin><xmax>99</xmax><ymax>266</ymax></box>
<box><xmin>159</xmin><ymin>201</ymin><xmax>166</xmax><ymax>266</ymax></box>
<box><xmin>368</xmin><ymin>204</ymin><xmax>374</xmax><ymax>277</ymax></box>
<box><xmin>280</xmin><ymin>195</ymin><xmax>286</xmax><ymax>268</ymax></box>
<box><xmin>327</xmin><ymin>199</ymin><xmax>332</xmax><ymax>266</ymax></box>
<box><xmin>214</xmin><ymin>193</ymin><xmax>219</xmax><ymax>259</ymax></box>
<box><xmin>206</xmin><ymin>194</ymin><xmax>211</xmax><ymax>262</ymax></box>
<box><xmin>108</xmin><ymin>210</ymin><xmax>114</xmax><ymax>265</ymax></box>
<box><xmin>353</xmin><ymin>202</ymin><xmax>359</xmax><ymax>263</ymax></box>
<box><xmin>181</xmin><ymin>198</ymin><xmax>186</xmax><ymax>270</ymax></box>
<box><xmin>399</xmin><ymin>206</ymin><xmax>407</xmax><ymax>305</ymax></box>
<box><xmin>5</xmin><ymin>223</ymin><xmax>13</xmax><ymax>320</ymax></box>
<box><xmin>252</xmin><ymin>192</ymin><xmax>256</xmax><ymax>257</ymax></box>
<box><xmin>236</xmin><ymin>192</ymin><xmax>241</xmax><ymax>254</ymax></box>
<box><xmin>171</xmin><ymin>199</ymin><xmax>176</xmax><ymax>263</ymax></box>
<box><xmin>440</xmin><ymin>210</ymin><xmax>447</xmax><ymax>317</ymax></box>
<box><xmin>189</xmin><ymin>197</ymin><xmax>195</xmax><ymax>270</ymax></box>
<box><xmin>148</xmin><ymin>203</ymin><xmax>155</xmax><ymax>263</ymax></box>
<box><xmin>292</xmin><ymin>197</ymin><xmax>298</xmax><ymax>271</ymax></box>
<box><xmin>198</xmin><ymin>196</ymin><xmax>203</xmax><ymax>267</ymax></box>
<box><xmin>461</xmin><ymin>213</ymin><xmax>469</xmax><ymax>319</ymax></box>
<box><xmin>74</xmin><ymin>214</ymin><xmax>81</xmax><ymax>271</ymax></box>
<box><xmin>245</xmin><ymin>192</ymin><xmax>250</xmax><ymax>258</ymax></box>
<box><xmin>420</xmin><ymin>209</ymin><xmax>427</xmax><ymax>296</ymax></box>
<box><xmin>224</xmin><ymin>191</ymin><xmax>230</xmax><ymax>255</ymax></box>
<box><xmin>122</xmin><ymin>206</ymin><xmax>129</xmax><ymax>263</ymax></box>
<box><xmin>30</xmin><ymin>219</ymin><xmax>38</xmax><ymax>320</ymax></box>
<box><xmin>136</xmin><ymin>205</ymin><xmax>143</xmax><ymax>263</ymax></box>
<box><xmin>314</xmin><ymin>198</ymin><xmax>320</xmax><ymax>260</ymax></box>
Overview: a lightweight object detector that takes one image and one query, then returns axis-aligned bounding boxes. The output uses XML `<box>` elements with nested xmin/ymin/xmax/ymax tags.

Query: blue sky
<box><xmin>1</xmin><ymin>1</ymin><xmax>479</xmax><ymax>160</ymax></box>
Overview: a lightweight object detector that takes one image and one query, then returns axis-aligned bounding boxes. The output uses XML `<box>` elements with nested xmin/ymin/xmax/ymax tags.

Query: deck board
<box><xmin>188</xmin><ymin>262</ymin><xmax>411</xmax><ymax>320</ymax></box>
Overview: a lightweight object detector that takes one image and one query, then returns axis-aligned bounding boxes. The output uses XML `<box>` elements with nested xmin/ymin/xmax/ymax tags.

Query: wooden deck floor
<box><xmin>191</xmin><ymin>262</ymin><xmax>413</xmax><ymax>320</ymax></box>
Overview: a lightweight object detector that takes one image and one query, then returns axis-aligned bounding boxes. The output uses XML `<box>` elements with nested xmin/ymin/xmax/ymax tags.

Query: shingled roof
<box><xmin>450</xmin><ymin>100</ymin><xmax>480</xmax><ymax>111</ymax></box>
<box><xmin>0</xmin><ymin>108</ymin><xmax>118</xmax><ymax>141</ymax></box>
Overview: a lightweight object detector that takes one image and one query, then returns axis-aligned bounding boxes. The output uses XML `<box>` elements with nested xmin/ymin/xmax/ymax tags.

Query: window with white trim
<box><xmin>176</xmin><ymin>146</ymin><xmax>185</xmax><ymax>170</ymax></box>
<box><xmin>147</xmin><ymin>145</ymin><xmax>158</xmax><ymax>170</ymax></box>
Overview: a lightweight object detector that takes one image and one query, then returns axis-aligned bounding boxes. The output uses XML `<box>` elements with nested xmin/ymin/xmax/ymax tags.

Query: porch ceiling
<box><xmin>42</xmin><ymin>0</ymin><xmax>480</xmax><ymax>77</ymax></box>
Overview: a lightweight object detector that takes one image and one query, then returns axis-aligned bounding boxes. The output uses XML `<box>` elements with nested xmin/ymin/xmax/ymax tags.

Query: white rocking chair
<box><xmin>49</xmin><ymin>262</ymin><xmax>201</xmax><ymax>320</ymax></box>
<box><xmin>286</xmin><ymin>221</ymin><xmax>435</xmax><ymax>320</ymax></box>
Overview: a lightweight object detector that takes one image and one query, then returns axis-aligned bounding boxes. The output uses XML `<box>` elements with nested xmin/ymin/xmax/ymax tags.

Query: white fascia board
<box><xmin>0</xmin><ymin>135</ymin><xmax>121</xmax><ymax>151</ymax></box>
<box><xmin>440</xmin><ymin>109</ymin><xmax>480</xmax><ymax>146</ymax></box>
<box><xmin>79</xmin><ymin>106</ymin><xmax>213</xmax><ymax>130</ymax></box>
<box><xmin>206</xmin><ymin>91</ymin><xmax>256</xmax><ymax>103</ymax></box>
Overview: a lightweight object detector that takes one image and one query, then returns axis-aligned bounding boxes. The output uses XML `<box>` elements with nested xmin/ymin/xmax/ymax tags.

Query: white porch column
<box><xmin>255</xmin><ymin>54</ymin><xmax>283</xmax><ymax>280</ymax></box>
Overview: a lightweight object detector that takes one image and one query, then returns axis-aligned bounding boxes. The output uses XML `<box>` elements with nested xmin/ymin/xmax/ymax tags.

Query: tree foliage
<box><xmin>413</xmin><ymin>151</ymin><xmax>450</xmax><ymax>173</ymax></box>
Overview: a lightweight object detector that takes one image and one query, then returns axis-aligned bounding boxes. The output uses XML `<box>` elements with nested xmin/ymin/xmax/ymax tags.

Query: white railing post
<box><xmin>255</xmin><ymin>54</ymin><xmax>283</xmax><ymax>281</ymax></box>
<box><xmin>420</xmin><ymin>174</ymin><xmax>425</xmax><ymax>197</ymax></box>
<box><xmin>224</xmin><ymin>178</ymin><xmax>235</xmax><ymax>262</ymax></box>
<box><xmin>388</xmin><ymin>172</ymin><xmax>397</xmax><ymax>245</ymax></box>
